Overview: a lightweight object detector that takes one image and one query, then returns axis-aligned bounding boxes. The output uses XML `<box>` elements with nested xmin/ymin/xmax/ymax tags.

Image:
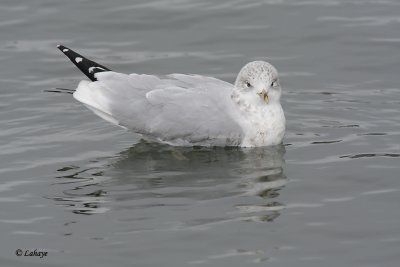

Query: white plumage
<box><xmin>58</xmin><ymin>46</ymin><xmax>285</xmax><ymax>147</ymax></box>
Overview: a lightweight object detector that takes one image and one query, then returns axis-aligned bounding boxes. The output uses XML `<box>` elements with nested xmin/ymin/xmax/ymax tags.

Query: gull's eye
<box><xmin>245</xmin><ymin>81</ymin><xmax>251</xmax><ymax>88</ymax></box>
<box><xmin>271</xmin><ymin>80</ymin><xmax>278</xmax><ymax>87</ymax></box>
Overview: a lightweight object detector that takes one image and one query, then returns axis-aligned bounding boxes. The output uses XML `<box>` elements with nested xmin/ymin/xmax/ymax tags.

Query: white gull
<box><xmin>57</xmin><ymin>45</ymin><xmax>285</xmax><ymax>147</ymax></box>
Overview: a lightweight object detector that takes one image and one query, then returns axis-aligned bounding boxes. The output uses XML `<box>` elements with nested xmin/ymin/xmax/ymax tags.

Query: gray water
<box><xmin>1</xmin><ymin>0</ymin><xmax>399</xmax><ymax>266</ymax></box>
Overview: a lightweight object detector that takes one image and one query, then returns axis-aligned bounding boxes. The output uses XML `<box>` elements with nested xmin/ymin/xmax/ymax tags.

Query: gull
<box><xmin>56</xmin><ymin>45</ymin><xmax>285</xmax><ymax>147</ymax></box>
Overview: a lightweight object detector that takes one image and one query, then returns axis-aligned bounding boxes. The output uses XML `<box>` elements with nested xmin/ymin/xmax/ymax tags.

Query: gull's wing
<box><xmin>74</xmin><ymin>72</ymin><xmax>243</xmax><ymax>146</ymax></box>
<box><xmin>57</xmin><ymin>45</ymin><xmax>111</xmax><ymax>81</ymax></box>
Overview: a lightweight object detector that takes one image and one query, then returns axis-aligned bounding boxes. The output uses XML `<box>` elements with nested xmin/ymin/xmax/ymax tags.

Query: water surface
<box><xmin>0</xmin><ymin>0</ymin><xmax>399</xmax><ymax>266</ymax></box>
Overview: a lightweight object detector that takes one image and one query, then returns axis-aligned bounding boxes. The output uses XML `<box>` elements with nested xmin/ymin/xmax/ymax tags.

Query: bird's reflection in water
<box><xmin>53</xmin><ymin>140</ymin><xmax>287</xmax><ymax>224</ymax></box>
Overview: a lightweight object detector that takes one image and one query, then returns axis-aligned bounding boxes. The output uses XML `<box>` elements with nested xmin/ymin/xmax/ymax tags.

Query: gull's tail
<box><xmin>57</xmin><ymin>45</ymin><xmax>111</xmax><ymax>81</ymax></box>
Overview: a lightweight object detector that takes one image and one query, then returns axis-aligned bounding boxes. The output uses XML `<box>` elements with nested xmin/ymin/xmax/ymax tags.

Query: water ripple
<box><xmin>318</xmin><ymin>16</ymin><xmax>400</xmax><ymax>26</ymax></box>
<box><xmin>0</xmin><ymin>216</ymin><xmax>52</xmax><ymax>224</ymax></box>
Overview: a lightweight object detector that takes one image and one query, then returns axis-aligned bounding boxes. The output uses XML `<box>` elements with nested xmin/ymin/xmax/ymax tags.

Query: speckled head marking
<box><xmin>232</xmin><ymin>61</ymin><xmax>282</xmax><ymax>108</ymax></box>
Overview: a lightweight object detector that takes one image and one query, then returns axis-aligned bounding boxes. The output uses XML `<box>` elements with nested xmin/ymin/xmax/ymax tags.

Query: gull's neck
<box><xmin>230</xmin><ymin>89</ymin><xmax>285</xmax><ymax>147</ymax></box>
<box><xmin>231</xmin><ymin>89</ymin><xmax>271</xmax><ymax>114</ymax></box>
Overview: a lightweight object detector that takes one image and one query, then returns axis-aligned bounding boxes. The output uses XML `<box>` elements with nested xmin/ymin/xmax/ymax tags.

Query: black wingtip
<box><xmin>57</xmin><ymin>45</ymin><xmax>111</xmax><ymax>81</ymax></box>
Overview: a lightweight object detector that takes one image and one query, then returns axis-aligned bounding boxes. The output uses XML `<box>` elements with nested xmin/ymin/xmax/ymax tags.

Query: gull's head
<box><xmin>233</xmin><ymin>61</ymin><xmax>281</xmax><ymax>106</ymax></box>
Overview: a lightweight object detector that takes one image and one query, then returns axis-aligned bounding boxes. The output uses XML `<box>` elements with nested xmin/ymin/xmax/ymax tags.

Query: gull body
<box><xmin>57</xmin><ymin>45</ymin><xmax>285</xmax><ymax>147</ymax></box>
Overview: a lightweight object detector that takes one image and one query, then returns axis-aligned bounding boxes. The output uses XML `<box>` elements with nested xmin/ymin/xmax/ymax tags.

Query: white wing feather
<box><xmin>73</xmin><ymin>72</ymin><xmax>243</xmax><ymax>145</ymax></box>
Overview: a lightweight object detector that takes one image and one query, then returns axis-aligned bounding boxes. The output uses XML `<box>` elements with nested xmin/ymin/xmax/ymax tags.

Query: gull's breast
<box><xmin>239</xmin><ymin>104</ymin><xmax>285</xmax><ymax>147</ymax></box>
